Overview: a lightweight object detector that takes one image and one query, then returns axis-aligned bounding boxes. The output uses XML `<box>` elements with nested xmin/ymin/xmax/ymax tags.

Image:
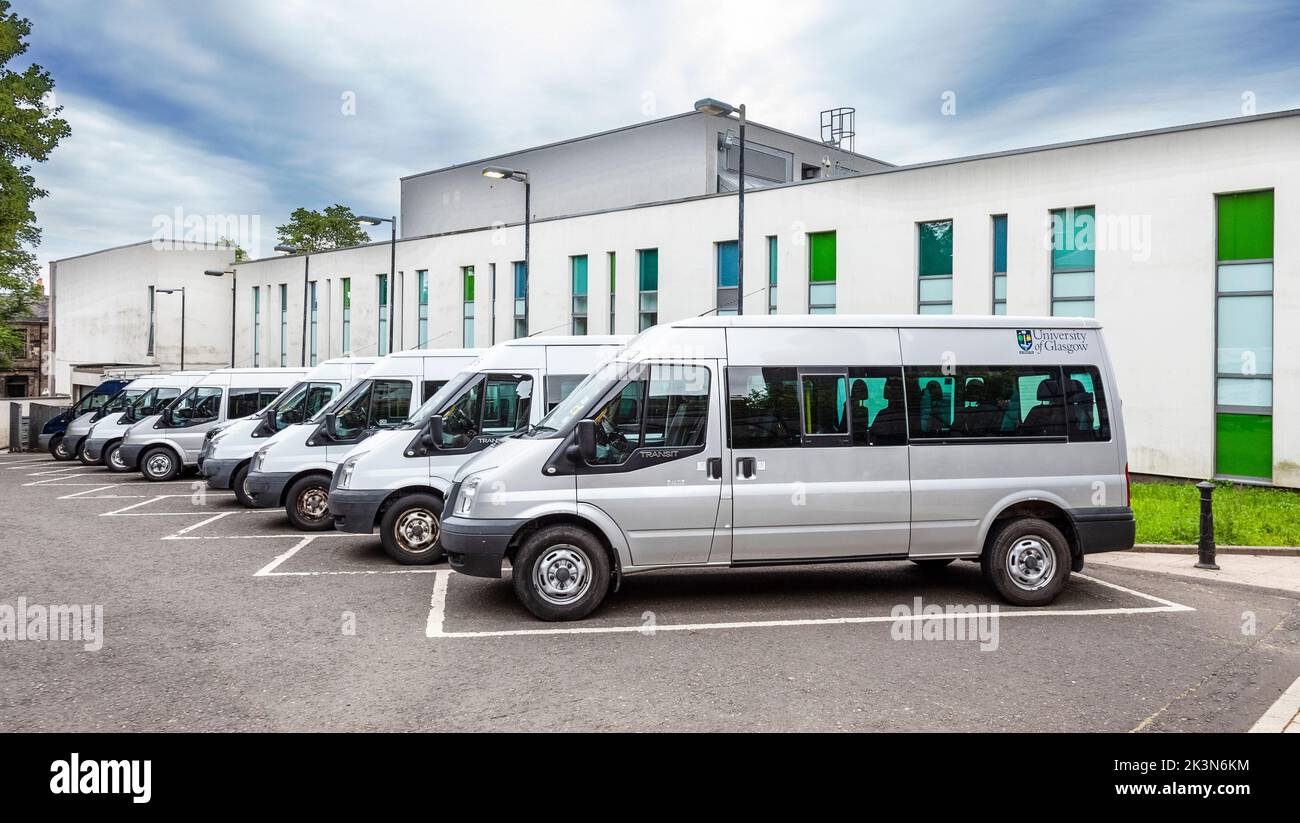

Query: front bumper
<box><xmin>440</xmin><ymin>514</ymin><xmax>526</xmax><ymax>578</ymax></box>
<box><xmin>117</xmin><ymin>442</ymin><xmax>146</xmax><ymax>470</ymax></box>
<box><xmin>83</xmin><ymin>436</ymin><xmax>112</xmax><ymax>462</ymax></box>
<box><xmin>1070</xmin><ymin>506</ymin><xmax>1137</xmax><ymax>555</ymax></box>
<box><xmin>243</xmin><ymin>470</ymin><xmax>294</xmax><ymax>508</ymax></box>
<box><xmin>38</xmin><ymin>432</ymin><xmax>54</xmax><ymax>450</ymax></box>
<box><xmin>202</xmin><ymin>457</ymin><xmax>242</xmax><ymax>490</ymax></box>
<box><xmin>329</xmin><ymin>487</ymin><xmax>390</xmax><ymax>534</ymax></box>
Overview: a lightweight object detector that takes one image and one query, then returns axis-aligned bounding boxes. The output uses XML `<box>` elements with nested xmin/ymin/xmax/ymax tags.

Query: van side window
<box><xmin>171</xmin><ymin>386</ymin><xmax>222</xmax><ymax>426</ymax></box>
<box><xmin>802</xmin><ymin>374</ymin><xmax>848</xmax><ymax>437</ymax></box>
<box><xmin>482</xmin><ymin>375</ymin><xmax>533</xmax><ymax>436</ymax></box>
<box><xmin>905</xmin><ymin>366</ymin><xmax>1066</xmax><ymax>439</ymax></box>
<box><xmin>422</xmin><ymin>380</ymin><xmax>447</xmax><ymax>403</ymax></box>
<box><xmin>370</xmin><ymin>380</ymin><xmax>413</xmax><ymax>428</ymax></box>
<box><xmin>228</xmin><ymin>387</ymin><xmax>266</xmax><ymax>419</ymax></box>
<box><xmin>589</xmin><ymin>365</ymin><xmax>710</xmax><ymax>465</ymax></box>
<box><xmin>847</xmin><ymin>368</ymin><xmax>907</xmax><ymax>446</ymax></box>
<box><xmin>439</xmin><ymin>380</ymin><xmax>482</xmax><ymax>448</ymax></box>
<box><xmin>544</xmin><ymin>374</ymin><xmax>586</xmax><ymax>412</ymax></box>
<box><xmin>728</xmin><ymin>367</ymin><xmax>800</xmax><ymax>449</ymax></box>
<box><xmin>1063</xmin><ymin>366</ymin><xmax>1111</xmax><ymax>442</ymax></box>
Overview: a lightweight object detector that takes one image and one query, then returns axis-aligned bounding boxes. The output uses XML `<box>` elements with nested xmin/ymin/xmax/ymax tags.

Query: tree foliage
<box><xmin>274</xmin><ymin>204</ymin><xmax>372</xmax><ymax>254</ymax></box>
<box><xmin>0</xmin><ymin>0</ymin><xmax>69</xmax><ymax>367</ymax></box>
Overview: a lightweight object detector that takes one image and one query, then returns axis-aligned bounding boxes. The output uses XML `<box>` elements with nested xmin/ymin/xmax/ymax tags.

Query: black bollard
<box><xmin>1194</xmin><ymin>481</ymin><xmax>1220</xmax><ymax>570</ymax></box>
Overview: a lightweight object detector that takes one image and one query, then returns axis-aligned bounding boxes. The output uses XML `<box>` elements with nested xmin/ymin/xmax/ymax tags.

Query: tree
<box><xmin>0</xmin><ymin>0</ymin><xmax>69</xmax><ymax>368</ymax></box>
<box><xmin>274</xmin><ymin>204</ymin><xmax>371</xmax><ymax>253</ymax></box>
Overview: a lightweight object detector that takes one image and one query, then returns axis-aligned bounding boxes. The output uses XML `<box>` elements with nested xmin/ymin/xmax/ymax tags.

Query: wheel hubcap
<box><xmin>1006</xmin><ymin>536</ymin><xmax>1056</xmax><ymax>591</ymax></box>
<box><xmin>54</xmin><ymin>441</ymin><xmax>69</xmax><ymax>458</ymax></box>
<box><xmin>146</xmin><ymin>454</ymin><xmax>172</xmax><ymax>476</ymax></box>
<box><xmin>298</xmin><ymin>487</ymin><xmax>329</xmax><ymax>520</ymax></box>
<box><xmin>109</xmin><ymin>448</ymin><xmax>124</xmax><ymax>470</ymax></box>
<box><xmin>395</xmin><ymin>509</ymin><xmax>438</xmax><ymax>553</ymax></box>
<box><xmin>534</xmin><ymin>545</ymin><xmax>591</xmax><ymax>605</ymax></box>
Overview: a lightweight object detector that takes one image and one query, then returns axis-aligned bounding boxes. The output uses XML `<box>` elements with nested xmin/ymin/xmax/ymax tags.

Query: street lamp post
<box><xmin>695</xmin><ymin>97</ymin><xmax>746</xmax><ymax>315</ymax></box>
<box><xmin>481</xmin><ymin>166</ymin><xmax>530</xmax><ymax>337</ymax></box>
<box><xmin>155</xmin><ymin>287</ymin><xmax>186</xmax><ymax>370</ymax></box>
<box><xmin>204</xmin><ymin>268</ymin><xmax>237</xmax><ymax>368</ymax></box>
<box><xmin>274</xmin><ymin>244</ymin><xmax>309</xmax><ymax>366</ymax></box>
<box><xmin>357</xmin><ymin>215</ymin><xmax>397</xmax><ymax>355</ymax></box>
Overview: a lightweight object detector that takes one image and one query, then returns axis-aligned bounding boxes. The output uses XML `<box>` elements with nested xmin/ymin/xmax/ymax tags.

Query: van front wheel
<box><xmin>50</xmin><ymin>435</ymin><xmax>72</xmax><ymax>461</ymax></box>
<box><xmin>231</xmin><ymin>463</ymin><xmax>254</xmax><ymax>507</ymax></box>
<box><xmin>982</xmin><ymin>518</ymin><xmax>1070</xmax><ymax>607</ymax></box>
<box><xmin>285</xmin><ymin>474</ymin><xmax>334</xmax><ymax>531</ymax></box>
<box><xmin>141</xmin><ymin>447</ymin><xmax>180</xmax><ymax>481</ymax></box>
<box><xmin>512</xmin><ymin>525</ymin><xmax>611</xmax><ymax>621</ymax></box>
<box><xmin>105</xmin><ymin>441</ymin><xmax>130</xmax><ymax>472</ymax></box>
<box><xmin>380</xmin><ymin>494</ymin><xmax>445</xmax><ymax>565</ymax></box>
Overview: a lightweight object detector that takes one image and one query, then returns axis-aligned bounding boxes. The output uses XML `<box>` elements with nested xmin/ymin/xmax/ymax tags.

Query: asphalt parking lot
<box><xmin>2</xmin><ymin>451</ymin><xmax>1297</xmax><ymax>732</ymax></box>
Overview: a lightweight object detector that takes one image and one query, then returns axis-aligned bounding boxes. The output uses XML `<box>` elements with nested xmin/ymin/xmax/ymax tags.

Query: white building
<box><xmin>49</xmin><ymin>240</ymin><xmax>238</xmax><ymax>396</ymax></box>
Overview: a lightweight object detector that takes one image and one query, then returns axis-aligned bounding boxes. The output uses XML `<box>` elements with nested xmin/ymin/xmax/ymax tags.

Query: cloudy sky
<box><xmin>19</xmin><ymin>0</ymin><xmax>1300</xmax><ymax>275</ymax></box>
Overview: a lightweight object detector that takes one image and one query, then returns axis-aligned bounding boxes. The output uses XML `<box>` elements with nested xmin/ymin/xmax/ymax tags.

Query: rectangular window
<box><xmin>728</xmin><ymin>365</ymin><xmax>906</xmax><ymax>449</ymax></box>
<box><xmin>437</xmin><ymin>373</ymin><xmax>535</xmax><ymax>448</ymax></box>
<box><xmin>918</xmin><ymin>219</ymin><xmax>953</xmax><ymax>314</ymax></box>
<box><xmin>904</xmin><ymin>365</ymin><xmax>1098</xmax><ymax>441</ymax></box>
<box><xmin>571</xmin><ymin>255</ymin><xmax>588</xmax><ymax>334</ymax></box>
<box><xmin>767</xmin><ymin>235</ymin><xmax>778</xmax><ymax>314</ymax></box>
<box><xmin>252</xmin><ymin>286</ymin><xmax>261</xmax><ymax>367</ymax></box>
<box><xmin>279</xmin><ymin>283</ymin><xmax>288</xmax><ymax>366</ymax></box>
<box><xmin>808</xmin><ymin>231</ymin><xmax>836</xmax><ymax>314</ymax></box>
<box><xmin>544</xmin><ymin>374</ymin><xmax>586</xmax><ymax>412</ymax></box>
<box><xmin>513</xmin><ymin>261</ymin><xmax>528</xmax><ymax>338</ymax></box>
<box><xmin>1050</xmin><ymin>206</ymin><xmax>1095</xmax><ymax>317</ymax></box>
<box><xmin>308</xmin><ymin>281</ymin><xmax>318</xmax><ymax>366</ymax></box>
<box><xmin>638</xmin><ymin>248</ymin><xmax>658</xmax><ymax>331</ymax></box>
<box><xmin>228</xmin><ymin>387</ymin><xmax>280</xmax><ymax>420</ymax></box>
<box><xmin>462</xmin><ymin>266</ymin><xmax>475</xmax><ymax>347</ymax></box>
<box><xmin>377</xmin><ymin>274</ymin><xmax>389</xmax><ymax>356</ymax></box>
<box><xmin>341</xmin><ymin>277</ymin><xmax>352</xmax><ymax>354</ymax></box>
<box><xmin>146</xmin><ymin>286</ymin><xmax>156</xmax><ymax>357</ymax></box>
<box><xmin>1215</xmin><ymin>190</ymin><xmax>1273</xmax><ymax>479</ymax></box>
<box><xmin>992</xmin><ymin>215</ymin><xmax>1007</xmax><ymax>315</ymax></box>
<box><xmin>586</xmin><ymin>365</ymin><xmax>710</xmax><ymax>465</ymax></box>
<box><xmin>416</xmin><ymin>270</ymin><xmax>428</xmax><ymax>347</ymax></box>
<box><xmin>716</xmin><ymin>240</ymin><xmax>738</xmax><ymax>315</ymax></box>
<box><xmin>608</xmin><ymin>252</ymin><xmax>616</xmax><ymax>333</ymax></box>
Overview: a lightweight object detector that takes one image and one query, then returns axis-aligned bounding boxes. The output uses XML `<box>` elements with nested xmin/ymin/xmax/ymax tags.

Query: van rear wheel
<box><xmin>982</xmin><ymin>518</ymin><xmax>1070</xmax><ymax>606</ymax></box>
<box><xmin>284</xmin><ymin>474</ymin><xmax>334</xmax><ymax>531</ymax></box>
<box><xmin>380</xmin><ymin>493</ymin><xmax>445</xmax><ymax>565</ymax></box>
<box><xmin>512</xmin><ymin>525</ymin><xmax>611</xmax><ymax>621</ymax></box>
<box><xmin>50</xmin><ymin>434</ymin><xmax>72</xmax><ymax>461</ymax></box>
<box><xmin>105</xmin><ymin>441</ymin><xmax>131</xmax><ymax>472</ymax></box>
<box><xmin>231</xmin><ymin>463</ymin><xmax>254</xmax><ymax>507</ymax></box>
<box><xmin>141</xmin><ymin>447</ymin><xmax>180</xmax><ymax>481</ymax></box>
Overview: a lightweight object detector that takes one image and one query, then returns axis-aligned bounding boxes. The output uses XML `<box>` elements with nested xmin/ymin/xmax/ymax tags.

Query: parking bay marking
<box><xmin>253</xmin><ymin>535</ymin><xmax>434</xmax><ymax>577</ymax></box>
<box><xmin>423</xmin><ymin>572</ymin><xmax>1195</xmax><ymax>639</ymax></box>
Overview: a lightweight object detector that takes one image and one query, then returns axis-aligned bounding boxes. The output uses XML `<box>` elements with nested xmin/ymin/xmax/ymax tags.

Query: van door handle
<box><xmin>736</xmin><ymin>456</ymin><xmax>756</xmax><ymax>479</ymax></box>
<box><xmin>705</xmin><ymin>457</ymin><xmax>722</xmax><ymax>479</ymax></box>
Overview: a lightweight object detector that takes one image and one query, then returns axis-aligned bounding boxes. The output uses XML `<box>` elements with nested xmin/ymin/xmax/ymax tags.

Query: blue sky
<box><xmin>19</xmin><ymin>0</ymin><xmax>1300</xmax><ymax>275</ymax></box>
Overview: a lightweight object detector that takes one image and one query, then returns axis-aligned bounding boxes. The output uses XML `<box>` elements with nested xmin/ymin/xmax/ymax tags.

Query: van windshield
<box><xmin>519</xmin><ymin>361</ymin><xmax>633</xmax><ymax>439</ymax></box>
<box><xmin>121</xmin><ymin>386</ymin><xmax>181</xmax><ymax>423</ymax></box>
<box><xmin>93</xmin><ymin>388</ymin><xmax>145</xmax><ymax>421</ymax></box>
<box><xmin>273</xmin><ymin>381</ymin><xmax>343</xmax><ymax>429</ymax></box>
<box><xmin>403</xmin><ymin>371</ymin><xmax>477</xmax><ymax>428</ymax></box>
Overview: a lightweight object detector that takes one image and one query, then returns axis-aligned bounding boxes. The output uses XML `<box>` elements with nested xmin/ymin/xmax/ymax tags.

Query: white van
<box><xmin>67</xmin><ymin>374</ymin><xmax>167</xmax><ymax>465</ymax></box>
<box><xmin>84</xmin><ymin>371</ymin><xmax>211</xmax><ymax>472</ymax></box>
<box><xmin>437</xmin><ymin>316</ymin><xmax>1136</xmax><ymax>620</ymax></box>
<box><xmin>331</xmin><ymin>336</ymin><xmax>631</xmax><ymax>564</ymax></box>
<box><xmin>242</xmin><ymin>349</ymin><xmax>484</xmax><ymax>530</ymax></box>
<box><xmin>118</xmin><ymin>367</ymin><xmax>310</xmax><ymax>481</ymax></box>
<box><xmin>198</xmin><ymin>357</ymin><xmax>378</xmax><ymax>505</ymax></box>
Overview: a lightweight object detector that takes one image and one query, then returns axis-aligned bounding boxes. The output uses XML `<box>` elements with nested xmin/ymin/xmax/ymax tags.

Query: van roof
<box><xmin>667</xmin><ymin>315</ymin><xmax>1102</xmax><ymax>330</ymax></box>
<box><xmin>203</xmin><ymin>367</ymin><xmax>313</xmax><ymax>375</ymax></box>
<box><xmin>320</xmin><ymin>356</ymin><xmax>381</xmax><ymax>366</ymax></box>
<box><xmin>496</xmin><ymin>335</ymin><xmax>631</xmax><ymax>347</ymax></box>
<box><xmin>383</xmin><ymin>348</ymin><xmax>487</xmax><ymax>360</ymax></box>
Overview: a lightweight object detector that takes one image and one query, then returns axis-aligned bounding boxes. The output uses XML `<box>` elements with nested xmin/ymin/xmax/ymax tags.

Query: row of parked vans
<box><xmin>46</xmin><ymin>315</ymin><xmax>1136</xmax><ymax>622</ymax></box>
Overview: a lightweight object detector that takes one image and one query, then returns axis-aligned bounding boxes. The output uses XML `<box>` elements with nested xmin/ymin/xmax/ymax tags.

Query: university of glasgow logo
<box><xmin>1017</xmin><ymin>329</ymin><xmax>1034</xmax><ymax>352</ymax></box>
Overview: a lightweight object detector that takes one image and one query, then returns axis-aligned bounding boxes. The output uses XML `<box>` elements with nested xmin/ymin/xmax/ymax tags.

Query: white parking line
<box><xmin>253</xmin><ymin>535</ymin><xmax>432</xmax><ymax>576</ymax></box>
<box><xmin>2</xmin><ymin>457</ymin><xmax>56</xmax><ymax>468</ymax></box>
<box><xmin>424</xmin><ymin>571</ymin><xmax>1195</xmax><ymax>639</ymax></box>
<box><xmin>24</xmin><ymin>464</ymin><xmax>95</xmax><ymax>477</ymax></box>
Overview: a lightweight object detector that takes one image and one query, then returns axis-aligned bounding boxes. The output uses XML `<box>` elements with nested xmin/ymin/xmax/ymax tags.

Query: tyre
<box><xmin>512</xmin><ymin>525</ymin><xmax>611</xmax><ymax>621</ymax></box>
<box><xmin>140</xmin><ymin>446</ymin><xmax>180</xmax><ymax>481</ymax></box>
<box><xmin>49</xmin><ymin>434</ymin><xmax>72</xmax><ymax>461</ymax></box>
<box><xmin>231</xmin><ymin>463</ymin><xmax>254</xmax><ymax>507</ymax></box>
<box><xmin>379</xmin><ymin>493</ymin><xmax>445</xmax><ymax>565</ymax></box>
<box><xmin>284</xmin><ymin>474</ymin><xmax>334</xmax><ymax>531</ymax></box>
<box><xmin>910</xmin><ymin>558</ymin><xmax>954</xmax><ymax>571</ymax></box>
<box><xmin>76</xmin><ymin>438</ymin><xmax>99</xmax><ymax>466</ymax></box>
<box><xmin>981</xmin><ymin>518</ymin><xmax>1071</xmax><ymax>607</ymax></box>
<box><xmin>104</xmin><ymin>441</ymin><xmax>131</xmax><ymax>472</ymax></box>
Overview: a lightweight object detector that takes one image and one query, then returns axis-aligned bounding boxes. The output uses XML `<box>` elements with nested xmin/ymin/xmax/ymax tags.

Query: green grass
<box><xmin>1131</xmin><ymin>480</ymin><xmax>1300</xmax><ymax>546</ymax></box>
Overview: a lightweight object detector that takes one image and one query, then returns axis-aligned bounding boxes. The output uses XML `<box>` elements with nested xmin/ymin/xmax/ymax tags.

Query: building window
<box><xmin>341</xmin><ymin>277</ymin><xmax>352</xmax><ymax>354</ymax></box>
<box><xmin>767</xmin><ymin>235</ymin><xmax>778</xmax><ymax>314</ymax></box>
<box><xmin>608</xmin><ymin>252</ymin><xmax>616</xmax><ymax>333</ymax></box>
<box><xmin>570</xmin><ymin>255</ymin><xmax>588</xmax><ymax>334</ymax></box>
<box><xmin>462</xmin><ymin>266</ymin><xmax>475</xmax><ymax>347</ymax></box>
<box><xmin>278</xmin><ymin>283</ymin><xmax>288</xmax><ymax>366</ymax></box>
<box><xmin>1215</xmin><ymin>189</ymin><xmax>1273</xmax><ymax>480</ymax></box>
<box><xmin>377</xmin><ymin>274</ymin><xmax>389</xmax><ymax>356</ymax></box>
<box><xmin>638</xmin><ymin>248</ymin><xmax>658</xmax><ymax>330</ymax></box>
<box><xmin>808</xmin><ymin>231</ymin><xmax>836</xmax><ymax>314</ymax></box>
<box><xmin>416</xmin><ymin>270</ymin><xmax>429</xmax><ymax>347</ymax></box>
<box><xmin>146</xmin><ymin>286</ymin><xmax>156</xmax><ymax>356</ymax></box>
<box><xmin>308</xmin><ymin>281</ymin><xmax>318</xmax><ymax>366</ymax></box>
<box><xmin>252</xmin><ymin>286</ymin><xmax>261</xmax><ymax>366</ymax></box>
<box><xmin>992</xmin><ymin>215</ymin><xmax>1008</xmax><ymax>315</ymax></box>
<box><xmin>715</xmin><ymin>241</ymin><xmax>738</xmax><ymax>315</ymax></box>
<box><xmin>918</xmin><ymin>220</ymin><xmax>953</xmax><ymax>314</ymax></box>
<box><xmin>513</xmin><ymin>261</ymin><xmax>528</xmax><ymax>338</ymax></box>
<box><xmin>1050</xmin><ymin>206</ymin><xmax>1095</xmax><ymax>317</ymax></box>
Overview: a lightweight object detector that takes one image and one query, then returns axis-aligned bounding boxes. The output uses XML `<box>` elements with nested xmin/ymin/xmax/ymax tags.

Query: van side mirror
<box><xmin>324</xmin><ymin>412</ymin><xmax>338</xmax><ymax>437</ymax></box>
<box><xmin>575</xmin><ymin>419</ymin><xmax>598</xmax><ymax>463</ymax></box>
<box><xmin>422</xmin><ymin>415</ymin><xmax>444</xmax><ymax>450</ymax></box>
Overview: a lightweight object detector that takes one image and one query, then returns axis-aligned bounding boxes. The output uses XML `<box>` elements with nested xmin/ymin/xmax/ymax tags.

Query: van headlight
<box><xmin>337</xmin><ymin>456</ymin><xmax>358</xmax><ymax>490</ymax></box>
<box><xmin>456</xmin><ymin>476</ymin><xmax>482</xmax><ymax>516</ymax></box>
<box><xmin>252</xmin><ymin>447</ymin><xmax>268</xmax><ymax>473</ymax></box>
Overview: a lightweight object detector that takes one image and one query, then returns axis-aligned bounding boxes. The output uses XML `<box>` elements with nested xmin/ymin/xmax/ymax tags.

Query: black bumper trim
<box><xmin>329</xmin><ymin>488</ymin><xmax>390</xmax><ymax>534</ymax></box>
<box><xmin>202</xmin><ymin>458</ymin><xmax>242</xmax><ymax>489</ymax></box>
<box><xmin>243</xmin><ymin>471</ymin><xmax>294</xmax><ymax>508</ymax></box>
<box><xmin>1068</xmin><ymin>506</ymin><xmax>1137</xmax><ymax>555</ymax></box>
<box><xmin>440</xmin><ymin>515</ymin><xmax>526</xmax><ymax>579</ymax></box>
